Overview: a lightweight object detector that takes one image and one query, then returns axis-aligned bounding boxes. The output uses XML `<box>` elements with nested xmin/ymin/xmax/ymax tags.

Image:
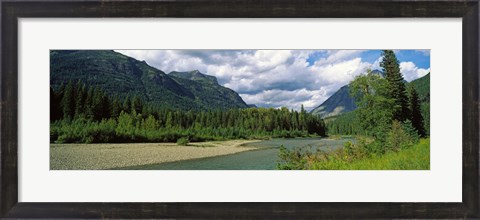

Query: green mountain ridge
<box><xmin>50</xmin><ymin>50</ymin><xmax>249</xmax><ymax>111</ymax></box>
<box><xmin>410</xmin><ymin>73</ymin><xmax>430</xmax><ymax>103</ymax></box>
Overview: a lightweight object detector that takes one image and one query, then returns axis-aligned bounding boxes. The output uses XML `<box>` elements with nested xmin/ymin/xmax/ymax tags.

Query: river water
<box><xmin>121</xmin><ymin>137</ymin><xmax>352</xmax><ymax>170</ymax></box>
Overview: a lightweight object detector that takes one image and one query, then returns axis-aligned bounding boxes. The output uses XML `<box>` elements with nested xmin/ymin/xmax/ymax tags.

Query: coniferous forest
<box><xmin>50</xmin><ymin>81</ymin><xmax>326</xmax><ymax>143</ymax></box>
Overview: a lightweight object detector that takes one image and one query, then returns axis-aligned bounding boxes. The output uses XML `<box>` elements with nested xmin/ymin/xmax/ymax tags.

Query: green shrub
<box><xmin>276</xmin><ymin>145</ymin><xmax>309</xmax><ymax>170</ymax></box>
<box><xmin>386</xmin><ymin>120</ymin><xmax>416</xmax><ymax>152</ymax></box>
<box><xmin>402</xmin><ymin>120</ymin><xmax>420</xmax><ymax>143</ymax></box>
<box><xmin>176</xmin><ymin>137</ymin><xmax>190</xmax><ymax>146</ymax></box>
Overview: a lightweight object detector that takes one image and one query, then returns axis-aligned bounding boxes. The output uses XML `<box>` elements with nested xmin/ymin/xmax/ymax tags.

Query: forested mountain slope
<box><xmin>50</xmin><ymin>50</ymin><xmax>249</xmax><ymax>111</ymax></box>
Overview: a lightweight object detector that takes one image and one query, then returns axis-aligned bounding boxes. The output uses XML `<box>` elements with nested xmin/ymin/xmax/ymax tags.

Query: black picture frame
<box><xmin>1</xmin><ymin>0</ymin><xmax>479</xmax><ymax>219</ymax></box>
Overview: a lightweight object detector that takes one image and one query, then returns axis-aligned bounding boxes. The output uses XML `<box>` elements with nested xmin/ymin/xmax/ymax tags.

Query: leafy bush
<box><xmin>385</xmin><ymin>120</ymin><xmax>418</xmax><ymax>152</ymax></box>
<box><xmin>277</xmin><ymin>146</ymin><xmax>307</xmax><ymax>169</ymax></box>
<box><xmin>176</xmin><ymin>137</ymin><xmax>190</xmax><ymax>146</ymax></box>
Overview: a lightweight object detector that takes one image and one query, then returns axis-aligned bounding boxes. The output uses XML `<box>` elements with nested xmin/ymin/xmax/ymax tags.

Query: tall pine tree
<box><xmin>111</xmin><ymin>96</ymin><xmax>122</xmax><ymax>118</ymax></box>
<box><xmin>131</xmin><ymin>95</ymin><xmax>143</xmax><ymax>114</ymax></box>
<box><xmin>50</xmin><ymin>87</ymin><xmax>62</xmax><ymax>121</ymax></box>
<box><xmin>74</xmin><ymin>81</ymin><xmax>86</xmax><ymax>118</ymax></box>
<box><xmin>408</xmin><ymin>87</ymin><xmax>426</xmax><ymax>137</ymax></box>
<box><xmin>84</xmin><ymin>87</ymin><xmax>95</xmax><ymax>119</ymax></box>
<box><xmin>380</xmin><ymin>50</ymin><xmax>409</xmax><ymax>122</ymax></box>
<box><xmin>61</xmin><ymin>81</ymin><xmax>75</xmax><ymax>120</ymax></box>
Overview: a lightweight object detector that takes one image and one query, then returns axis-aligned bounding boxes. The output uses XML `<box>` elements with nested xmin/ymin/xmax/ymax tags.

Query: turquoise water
<box><xmin>119</xmin><ymin>137</ymin><xmax>352</xmax><ymax>170</ymax></box>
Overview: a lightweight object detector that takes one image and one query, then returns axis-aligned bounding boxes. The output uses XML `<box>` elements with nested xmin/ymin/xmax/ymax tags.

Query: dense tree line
<box><xmin>50</xmin><ymin>81</ymin><xmax>326</xmax><ymax>143</ymax></box>
<box><xmin>325</xmin><ymin>111</ymin><xmax>362</xmax><ymax>135</ymax></box>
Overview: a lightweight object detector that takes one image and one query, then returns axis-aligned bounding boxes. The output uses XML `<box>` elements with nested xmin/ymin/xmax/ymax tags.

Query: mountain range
<box><xmin>51</xmin><ymin>50</ymin><xmax>429</xmax><ymax>115</ymax></box>
<box><xmin>50</xmin><ymin>50</ymin><xmax>248</xmax><ymax>111</ymax></box>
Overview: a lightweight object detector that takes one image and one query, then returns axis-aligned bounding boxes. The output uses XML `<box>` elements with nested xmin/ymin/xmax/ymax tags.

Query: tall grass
<box><xmin>309</xmin><ymin>138</ymin><xmax>430</xmax><ymax>170</ymax></box>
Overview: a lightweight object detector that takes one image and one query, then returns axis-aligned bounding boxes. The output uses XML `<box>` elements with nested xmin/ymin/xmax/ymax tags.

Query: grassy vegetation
<box><xmin>309</xmin><ymin>138</ymin><xmax>429</xmax><ymax>170</ymax></box>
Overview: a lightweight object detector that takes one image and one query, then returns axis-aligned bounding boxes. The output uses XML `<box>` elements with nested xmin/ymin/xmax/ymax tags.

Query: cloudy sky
<box><xmin>116</xmin><ymin>50</ymin><xmax>430</xmax><ymax>111</ymax></box>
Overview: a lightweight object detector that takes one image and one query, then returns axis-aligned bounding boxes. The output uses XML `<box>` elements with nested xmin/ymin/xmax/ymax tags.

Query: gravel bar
<box><xmin>50</xmin><ymin>140</ymin><xmax>261</xmax><ymax>170</ymax></box>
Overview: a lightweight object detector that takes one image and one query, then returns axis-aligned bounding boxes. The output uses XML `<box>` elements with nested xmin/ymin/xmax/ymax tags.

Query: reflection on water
<box><xmin>120</xmin><ymin>137</ymin><xmax>353</xmax><ymax>170</ymax></box>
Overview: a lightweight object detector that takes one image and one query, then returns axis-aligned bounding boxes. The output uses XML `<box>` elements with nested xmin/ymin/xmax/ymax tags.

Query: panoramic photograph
<box><xmin>50</xmin><ymin>49</ymin><xmax>430</xmax><ymax>170</ymax></box>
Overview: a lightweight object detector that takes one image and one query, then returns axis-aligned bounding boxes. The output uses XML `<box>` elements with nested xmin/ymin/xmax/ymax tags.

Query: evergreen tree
<box><xmin>111</xmin><ymin>96</ymin><xmax>122</xmax><ymax>118</ymax></box>
<box><xmin>92</xmin><ymin>87</ymin><xmax>105</xmax><ymax>121</ymax></box>
<box><xmin>84</xmin><ymin>87</ymin><xmax>95</xmax><ymax>119</ymax></box>
<box><xmin>50</xmin><ymin>87</ymin><xmax>62</xmax><ymax>121</ymax></box>
<box><xmin>131</xmin><ymin>95</ymin><xmax>143</xmax><ymax>114</ymax></box>
<box><xmin>123</xmin><ymin>96</ymin><xmax>131</xmax><ymax>113</ymax></box>
<box><xmin>408</xmin><ymin>87</ymin><xmax>426</xmax><ymax>137</ymax></box>
<box><xmin>61</xmin><ymin>81</ymin><xmax>75</xmax><ymax>120</ymax></box>
<box><xmin>380</xmin><ymin>50</ymin><xmax>409</xmax><ymax>122</ymax></box>
<box><xmin>291</xmin><ymin>111</ymin><xmax>299</xmax><ymax>130</ymax></box>
<box><xmin>100</xmin><ymin>91</ymin><xmax>111</xmax><ymax>119</ymax></box>
<box><xmin>299</xmin><ymin>104</ymin><xmax>307</xmax><ymax>130</ymax></box>
<box><xmin>165</xmin><ymin>111</ymin><xmax>173</xmax><ymax>128</ymax></box>
<box><xmin>74</xmin><ymin>81</ymin><xmax>86</xmax><ymax>118</ymax></box>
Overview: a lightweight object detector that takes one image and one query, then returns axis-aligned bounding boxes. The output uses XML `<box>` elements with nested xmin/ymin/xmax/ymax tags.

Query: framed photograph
<box><xmin>1</xmin><ymin>0</ymin><xmax>479</xmax><ymax>218</ymax></box>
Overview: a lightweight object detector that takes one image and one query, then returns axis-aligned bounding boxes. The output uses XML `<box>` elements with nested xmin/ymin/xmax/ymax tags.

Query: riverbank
<box><xmin>50</xmin><ymin>140</ymin><xmax>260</xmax><ymax>170</ymax></box>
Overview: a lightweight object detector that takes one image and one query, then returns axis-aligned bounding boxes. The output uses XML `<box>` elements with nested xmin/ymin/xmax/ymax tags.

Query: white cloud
<box><xmin>315</xmin><ymin>50</ymin><xmax>364</xmax><ymax>65</ymax></box>
<box><xmin>240</xmin><ymin>88</ymin><xmax>328</xmax><ymax>111</ymax></box>
<box><xmin>400</xmin><ymin>61</ymin><xmax>430</xmax><ymax>82</ymax></box>
<box><xmin>115</xmin><ymin>50</ymin><xmax>426</xmax><ymax>110</ymax></box>
<box><xmin>313</xmin><ymin>57</ymin><xmax>370</xmax><ymax>85</ymax></box>
<box><xmin>371</xmin><ymin>56</ymin><xmax>383</xmax><ymax>70</ymax></box>
<box><xmin>415</xmin><ymin>50</ymin><xmax>430</xmax><ymax>56</ymax></box>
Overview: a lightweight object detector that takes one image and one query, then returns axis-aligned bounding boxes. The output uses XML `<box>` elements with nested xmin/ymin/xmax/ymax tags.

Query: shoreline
<box><xmin>50</xmin><ymin>139</ymin><xmax>261</xmax><ymax>170</ymax></box>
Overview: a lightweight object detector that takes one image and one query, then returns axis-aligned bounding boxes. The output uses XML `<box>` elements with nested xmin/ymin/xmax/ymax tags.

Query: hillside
<box><xmin>169</xmin><ymin>70</ymin><xmax>248</xmax><ymax>109</ymax></box>
<box><xmin>310</xmin><ymin>85</ymin><xmax>356</xmax><ymax>117</ymax></box>
<box><xmin>410</xmin><ymin>72</ymin><xmax>430</xmax><ymax>103</ymax></box>
<box><xmin>50</xmin><ymin>50</ymin><xmax>248</xmax><ymax>111</ymax></box>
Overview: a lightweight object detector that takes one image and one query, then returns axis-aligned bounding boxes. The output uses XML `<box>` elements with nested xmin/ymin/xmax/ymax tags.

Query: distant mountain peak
<box><xmin>371</xmin><ymin>69</ymin><xmax>382</xmax><ymax>74</ymax></box>
<box><xmin>310</xmin><ymin>84</ymin><xmax>356</xmax><ymax>118</ymax></box>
